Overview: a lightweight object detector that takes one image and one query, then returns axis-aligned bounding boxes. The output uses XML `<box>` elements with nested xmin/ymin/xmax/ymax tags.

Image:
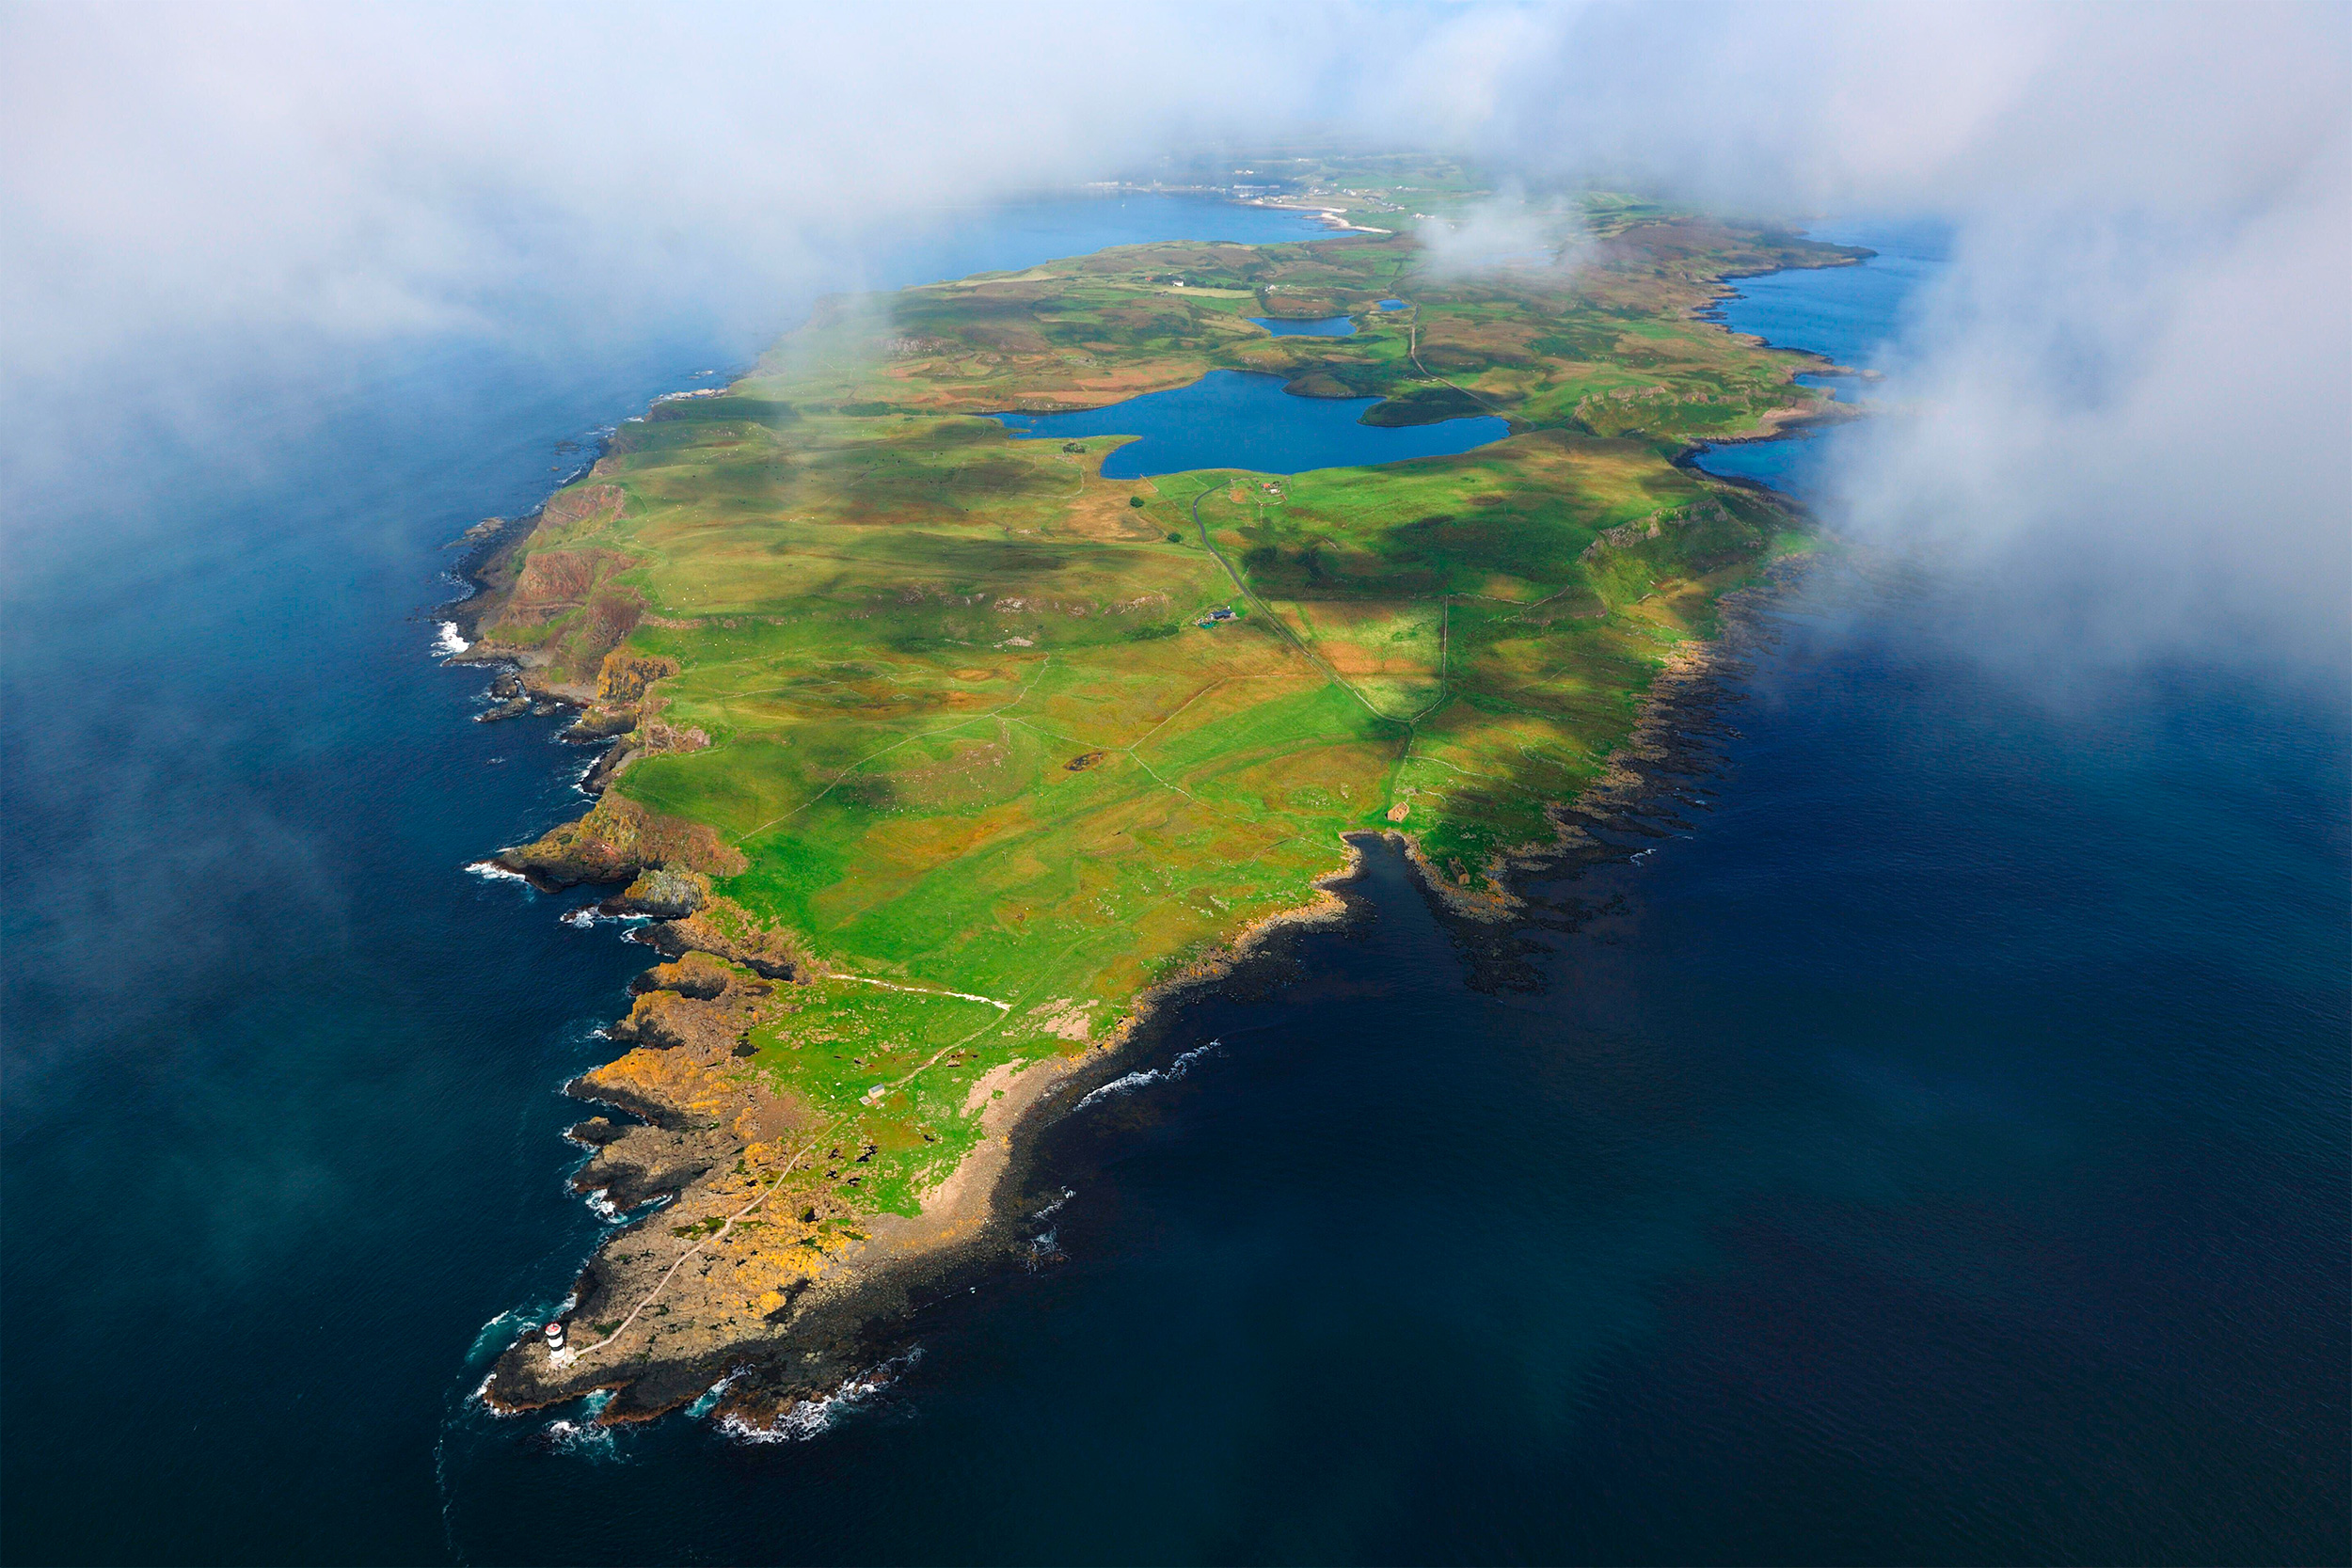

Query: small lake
<box><xmin>1249</xmin><ymin>315</ymin><xmax>1355</xmax><ymax>337</ymax></box>
<box><xmin>995</xmin><ymin>369</ymin><xmax>1508</xmax><ymax>479</ymax></box>
<box><xmin>1377</xmin><ymin>298</ymin><xmax>1408</xmax><ymax>309</ymax></box>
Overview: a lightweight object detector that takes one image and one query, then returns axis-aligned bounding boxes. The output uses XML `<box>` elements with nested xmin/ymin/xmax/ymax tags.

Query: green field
<box><xmin>476</xmin><ymin>187</ymin><xmax>1856</xmax><ymax>1329</ymax></box>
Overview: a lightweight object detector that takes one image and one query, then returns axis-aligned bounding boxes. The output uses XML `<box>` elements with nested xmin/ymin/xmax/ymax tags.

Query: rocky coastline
<box><xmin>439</xmin><ymin>219</ymin><xmax>1843</xmax><ymax>1435</ymax></box>
<box><xmin>452</xmin><ymin>550</ymin><xmax>1800</xmax><ymax>1434</ymax></box>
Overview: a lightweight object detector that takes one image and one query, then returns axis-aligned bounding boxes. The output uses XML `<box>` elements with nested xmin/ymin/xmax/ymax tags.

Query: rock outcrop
<box><xmin>496</xmin><ymin>796</ymin><xmax>745</xmax><ymax>889</ymax></box>
<box><xmin>635</xmin><ymin>898</ymin><xmax>807</xmax><ymax>980</ymax></box>
<box><xmin>604</xmin><ymin>867</ymin><xmax>708</xmax><ymax>920</ymax></box>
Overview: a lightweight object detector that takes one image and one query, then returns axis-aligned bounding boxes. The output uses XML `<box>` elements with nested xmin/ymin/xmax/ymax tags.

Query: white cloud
<box><xmin>1834</xmin><ymin>145</ymin><xmax>2351</xmax><ymax>675</ymax></box>
<box><xmin>4</xmin><ymin>0</ymin><xmax>2344</xmax><ymax>669</ymax></box>
<box><xmin>1413</xmin><ymin>192</ymin><xmax>1591</xmax><ymax>278</ymax></box>
<box><xmin>1416</xmin><ymin>0</ymin><xmax>2350</xmax><ymax>672</ymax></box>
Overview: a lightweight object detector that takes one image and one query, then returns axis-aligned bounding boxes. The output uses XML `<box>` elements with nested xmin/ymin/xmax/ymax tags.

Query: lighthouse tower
<box><xmin>543</xmin><ymin>1319</ymin><xmax>566</xmax><ymax>1353</ymax></box>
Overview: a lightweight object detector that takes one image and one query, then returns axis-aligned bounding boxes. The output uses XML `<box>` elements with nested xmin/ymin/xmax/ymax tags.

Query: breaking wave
<box><xmin>464</xmin><ymin>1308</ymin><xmax>530</xmax><ymax>1366</ymax></box>
<box><xmin>582</xmin><ymin>1185</ymin><xmax>670</xmax><ymax>1224</ymax></box>
<box><xmin>560</xmin><ymin>905</ymin><xmax>650</xmax><ymax>929</ymax></box>
<box><xmin>1025</xmin><ymin>1227</ymin><xmax>1066</xmax><ymax>1272</ymax></box>
<box><xmin>540</xmin><ymin>1392</ymin><xmax>624</xmax><ymax>1461</ymax></box>
<box><xmin>1076</xmin><ymin>1039</ymin><xmax>1222</xmax><ymax>1110</ymax></box>
<box><xmin>716</xmin><ymin>1350</ymin><xmax>923</xmax><ymax>1444</ymax></box>
<box><xmin>539</xmin><ymin>1418</ymin><xmax>616</xmax><ymax>1457</ymax></box>
<box><xmin>682</xmin><ymin>1370</ymin><xmax>744</xmax><ymax>1420</ymax></box>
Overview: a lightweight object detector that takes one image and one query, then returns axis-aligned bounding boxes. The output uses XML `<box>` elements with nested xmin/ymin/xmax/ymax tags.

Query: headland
<box><xmin>453</xmin><ymin>163</ymin><xmax>1865</xmax><ymax>1430</ymax></box>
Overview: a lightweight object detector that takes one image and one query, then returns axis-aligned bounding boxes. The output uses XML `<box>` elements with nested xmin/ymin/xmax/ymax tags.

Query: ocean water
<box><xmin>996</xmin><ymin>368</ymin><xmax>1508</xmax><ymax>478</ymax></box>
<box><xmin>1693</xmin><ymin>219</ymin><xmax>1953</xmax><ymax>496</ymax></box>
<box><xmin>6</xmin><ymin>210</ymin><xmax>2345</xmax><ymax>1566</ymax></box>
<box><xmin>0</xmin><ymin>196</ymin><xmax>1329</xmax><ymax>1566</ymax></box>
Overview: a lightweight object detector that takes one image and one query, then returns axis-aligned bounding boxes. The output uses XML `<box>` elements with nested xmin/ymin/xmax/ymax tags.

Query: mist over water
<box><xmin>1692</xmin><ymin>219</ymin><xmax>1950</xmax><ymax>499</ymax></box>
<box><xmin>3</xmin><ymin>193</ymin><xmax>2344</xmax><ymax>1562</ymax></box>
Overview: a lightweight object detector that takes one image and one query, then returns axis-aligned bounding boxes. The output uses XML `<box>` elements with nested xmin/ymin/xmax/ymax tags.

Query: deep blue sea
<box><xmin>5</xmin><ymin>209</ymin><xmax>2344</xmax><ymax>1566</ymax></box>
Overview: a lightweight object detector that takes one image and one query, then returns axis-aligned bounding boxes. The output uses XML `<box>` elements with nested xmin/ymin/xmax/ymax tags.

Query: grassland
<box><xmin>471</xmin><ymin>188</ymin><xmax>1862</xmax><ymax>1420</ymax></box>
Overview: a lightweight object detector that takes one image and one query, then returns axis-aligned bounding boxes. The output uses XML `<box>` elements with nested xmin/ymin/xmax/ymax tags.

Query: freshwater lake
<box><xmin>6</xmin><ymin>206</ymin><xmax>2343</xmax><ymax>1565</ymax></box>
<box><xmin>996</xmin><ymin>367</ymin><xmax>1507</xmax><ymax>479</ymax></box>
<box><xmin>1249</xmin><ymin>315</ymin><xmax>1357</xmax><ymax>336</ymax></box>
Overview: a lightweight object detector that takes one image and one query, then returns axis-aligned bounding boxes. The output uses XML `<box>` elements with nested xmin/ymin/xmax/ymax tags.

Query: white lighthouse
<box><xmin>543</xmin><ymin>1319</ymin><xmax>566</xmax><ymax>1353</ymax></box>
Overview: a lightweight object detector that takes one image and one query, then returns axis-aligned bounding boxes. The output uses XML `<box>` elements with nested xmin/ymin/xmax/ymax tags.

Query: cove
<box><xmin>1692</xmin><ymin>219</ymin><xmax>1952</xmax><ymax>499</ymax></box>
<box><xmin>993</xmin><ymin>368</ymin><xmax>1508</xmax><ymax>479</ymax></box>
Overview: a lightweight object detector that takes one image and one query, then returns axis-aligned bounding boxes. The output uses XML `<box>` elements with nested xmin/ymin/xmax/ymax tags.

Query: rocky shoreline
<box><xmin>449</xmin><ymin>545</ymin><xmax>1801</xmax><ymax>1434</ymax></box>
<box><xmin>468</xmin><ymin>821</ymin><xmax>1374</xmax><ymax>1430</ymax></box>
<box><xmin>437</xmin><ymin>236</ymin><xmax>1836</xmax><ymax>1437</ymax></box>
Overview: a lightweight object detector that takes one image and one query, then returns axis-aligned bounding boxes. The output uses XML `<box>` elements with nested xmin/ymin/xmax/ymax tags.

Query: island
<box><xmin>457</xmin><ymin>164</ymin><xmax>1865</xmax><ymax>1429</ymax></box>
